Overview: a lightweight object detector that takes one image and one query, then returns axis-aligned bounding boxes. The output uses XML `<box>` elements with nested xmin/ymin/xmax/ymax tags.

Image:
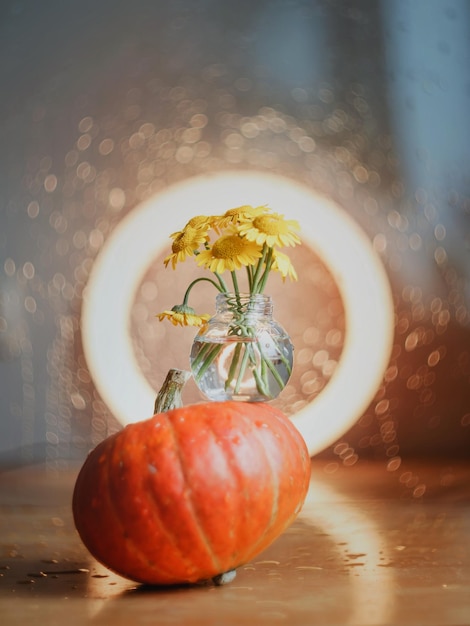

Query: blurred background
<box><xmin>1</xmin><ymin>0</ymin><xmax>469</xmax><ymax>487</ymax></box>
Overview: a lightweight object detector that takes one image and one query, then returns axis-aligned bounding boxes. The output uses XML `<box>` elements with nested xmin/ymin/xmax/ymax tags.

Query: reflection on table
<box><xmin>1</xmin><ymin>460</ymin><xmax>469</xmax><ymax>625</ymax></box>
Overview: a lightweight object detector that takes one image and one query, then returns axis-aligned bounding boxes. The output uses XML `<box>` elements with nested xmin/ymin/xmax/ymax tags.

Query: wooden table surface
<box><xmin>1</xmin><ymin>460</ymin><xmax>469</xmax><ymax>625</ymax></box>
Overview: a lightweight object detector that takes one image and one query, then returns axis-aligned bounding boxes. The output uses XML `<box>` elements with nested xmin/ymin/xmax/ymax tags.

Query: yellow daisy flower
<box><xmin>238</xmin><ymin>212</ymin><xmax>301</xmax><ymax>248</ymax></box>
<box><xmin>271</xmin><ymin>250</ymin><xmax>298</xmax><ymax>281</ymax></box>
<box><xmin>187</xmin><ymin>215</ymin><xmax>210</xmax><ymax>226</ymax></box>
<box><xmin>182</xmin><ymin>215</ymin><xmax>214</xmax><ymax>232</ymax></box>
<box><xmin>164</xmin><ymin>225</ymin><xmax>208</xmax><ymax>269</ymax></box>
<box><xmin>156</xmin><ymin>304</ymin><xmax>210</xmax><ymax>327</ymax></box>
<box><xmin>196</xmin><ymin>232</ymin><xmax>263</xmax><ymax>274</ymax></box>
<box><xmin>212</xmin><ymin>204</ymin><xmax>268</xmax><ymax>230</ymax></box>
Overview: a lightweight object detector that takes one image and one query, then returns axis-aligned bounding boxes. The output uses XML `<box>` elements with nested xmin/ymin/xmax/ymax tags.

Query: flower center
<box><xmin>253</xmin><ymin>215</ymin><xmax>285</xmax><ymax>235</ymax></box>
<box><xmin>212</xmin><ymin>235</ymin><xmax>245</xmax><ymax>258</ymax></box>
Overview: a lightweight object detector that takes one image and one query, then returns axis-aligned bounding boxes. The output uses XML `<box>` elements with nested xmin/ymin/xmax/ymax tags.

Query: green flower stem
<box><xmin>246</xmin><ymin>265</ymin><xmax>254</xmax><ymax>292</ymax></box>
<box><xmin>257</xmin><ymin>338</ymin><xmax>292</xmax><ymax>389</ymax></box>
<box><xmin>250</xmin><ymin>244</ymin><xmax>268</xmax><ymax>293</ymax></box>
<box><xmin>224</xmin><ymin>342</ymin><xmax>243</xmax><ymax>390</ymax></box>
<box><xmin>249</xmin><ymin>343</ymin><xmax>273</xmax><ymax>398</ymax></box>
<box><xmin>182</xmin><ymin>277</ymin><xmax>223</xmax><ymax>305</ymax></box>
<box><xmin>260</xmin><ymin>353</ymin><xmax>268</xmax><ymax>387</ymax></box>
<box><xmin>230</xmin><ymin>336</ymin><xmax>271</xmax><ymax>398</ymax></box>
<box><xmin>191</xmin><ymin>341</ymin><xmax>219</xmax><ymax>372</ymax></box>
<box><xmin>259</xmin><ymin>350</ymin><xmax>285</xmax><ymax>391</ymax></box>
<box><xmin>192</xmin><ymin>342</ymin><xmax>223</xmax><ymax>381</ymax></box>
<box><xmin>193</xmin><ymin>332</ymin><xmax>289</xmax><ymax>398</ymax></box>
<box><xmin>231</xmin><ymin>271</ymin><xmax>240</xmax><ymax>297</ymax></box>
<box><xmin>233</xmin><ymin>341</ymin><xmax>252</xmax><ymax>394</ymax></box>
<box><xmin>252</xmin><ymin>363</ymin><xmax>272</xmax><ymax>398</ymax></box>
<box><xmin>254</xmin><ymin>247</ymin><xmax>274</xmax><ymax>294</ymax></box>
<box><xmin>233</xmin><ymin>332</ymin><xmax>291</xmax><ymax>396</ymax></box>
<box><xmin>242</xmin><ymin>340</ymin><xmax>270</xmax><ymax>397</ymax></box>
<box><xmin>214</xmin><ymin>272</ymin><xmax>229</xmax><ymax>293</ymax></box>
<box><xmin>251</xmin><ymin>341</ymin><xmax>275</xmax><ymax>397</ymax></box>
<box><xmin>259</xmin><ymin>334</ymin><xmax>293</xmax><ymax>375</ymax></box>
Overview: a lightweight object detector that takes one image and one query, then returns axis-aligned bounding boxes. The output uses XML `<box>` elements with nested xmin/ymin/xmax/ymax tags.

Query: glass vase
<box><xmin>190</xmin><ymin>292</ymin><xmax>293</xmax><ymax>402</ymax></box>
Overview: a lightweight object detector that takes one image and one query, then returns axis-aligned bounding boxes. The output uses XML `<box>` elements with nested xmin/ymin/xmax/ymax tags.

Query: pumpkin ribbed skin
<box><xmin>72</xmin><ymin>401</ymin><xmax>310</xmax><ymax>585</ymax></box>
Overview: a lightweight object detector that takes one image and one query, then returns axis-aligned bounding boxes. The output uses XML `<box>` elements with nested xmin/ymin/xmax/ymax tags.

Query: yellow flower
<box><xmin>212</xmin><ymin>204</ymin><xmax>268</xmax><ymax>230</ymax></box>
<box><xmin>196</xmin><ymin>232</ymin><xmax>263</xmax><ymax>274</ymax></box>
<box><xmin>183</xmin><ymin>215</ymin><xmax>214</xmax><ymax>231</ymax></box>
<box><xmin>238</xmin><ymin>212</ymin><xmax>301</xmax><ymax>248</ymax></box>
<box><xmin>271</xmin><ymin>250</ymin><xmax>298</xmax><ymax>281</ymax></box>
<box><xmin>156</xmin><ymin>304</ymin><xmax>210</xmax><ymax>327</ymax></box>
<box><xmin>164</xmin><ymin>225</ymin><xmax>208</xmax><ymax>269</ymax></box>
<box><xmin>176</xmin><ymin>214</ymin><xmax>224</xmax><ymax>236</ymax></box>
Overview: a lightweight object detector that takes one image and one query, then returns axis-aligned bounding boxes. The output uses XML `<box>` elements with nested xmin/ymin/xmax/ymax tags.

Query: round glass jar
<box><xmin>190</xmin><ymin>292</ymin><xmax>293</xmax><ymax>402</ymax></box>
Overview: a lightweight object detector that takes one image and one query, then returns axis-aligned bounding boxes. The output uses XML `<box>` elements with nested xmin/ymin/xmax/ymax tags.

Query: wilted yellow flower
<box><xmin>196</xmin><ymin>233</ymin><xmax>263</xmax><ymax>274</ymax></box>
<box><xmin>156</xmin><ymin>304</ymin><xmax>210</xmax><ymax>327</ymax></box>
<box><xmin>238</xmin><ymin>212</ymin><xmax>301</xmax><ymax>248</ymax></box>
<box><xmin>271</xmin><ymin>249</ymin><xmax>298</xmax><ymax>281</ymax></box>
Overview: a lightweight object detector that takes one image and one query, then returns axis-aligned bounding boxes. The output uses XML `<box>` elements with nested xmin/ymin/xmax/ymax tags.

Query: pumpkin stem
<box><xmin>154</xmin><ymin>368</ymin><xmax>191</xmax><ymax>414</ymax></box>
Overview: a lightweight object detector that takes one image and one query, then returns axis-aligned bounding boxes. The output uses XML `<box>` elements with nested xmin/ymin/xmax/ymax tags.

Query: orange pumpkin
<box><xmin>72</xmin><ymin>401</ymin><xmax>310</xmax><ymax>585</ymax></box>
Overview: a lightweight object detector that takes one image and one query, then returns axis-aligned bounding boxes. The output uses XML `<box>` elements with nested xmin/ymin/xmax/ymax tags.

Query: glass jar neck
<box><xmin>215</xmin><ymin>292</ymin><xmax>273</xmax><ymax>318</ymax></box>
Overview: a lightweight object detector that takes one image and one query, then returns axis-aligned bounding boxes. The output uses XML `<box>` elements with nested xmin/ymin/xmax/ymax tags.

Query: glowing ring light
<box><xmin>81</xmin><ymin>171</ymin><xmax>394</xmax><ymax>456</ymax></box>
